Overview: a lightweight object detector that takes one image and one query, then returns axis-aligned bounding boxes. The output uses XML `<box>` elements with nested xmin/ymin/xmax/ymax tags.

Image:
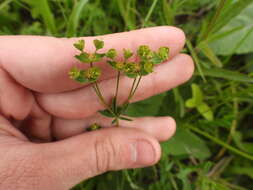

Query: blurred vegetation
<box><xmin>1</xmin><ymin>0</ymin><xmax>253</xmax><ymax>189</ymax></box>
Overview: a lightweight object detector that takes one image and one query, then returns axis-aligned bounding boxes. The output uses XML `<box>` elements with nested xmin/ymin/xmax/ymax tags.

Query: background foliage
<box><xmin>1</xmin><ymin>0</ymin><xmax>253</xmax><ymax>189</ymax></box>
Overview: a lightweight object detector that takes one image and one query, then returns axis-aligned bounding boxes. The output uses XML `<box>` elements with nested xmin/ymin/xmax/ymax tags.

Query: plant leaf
<box><xmin>74</xmin><ymin>70</ymin><xmax>89</xmax><ymax>83</ymax></box>
<box><xmin>74</xmin><ymin>40</ymin><xmax>85</xmax><ymax>51</ymax></box>
<box><xmin>126</xmin><ymin>93</ymin><xmax>166</xmax><ymax>117</ymax></box>
<box><xmin>197</xmin><ymin>102</ymin><xmax>214</xmax><ymax>121</ymax></box>
<box><xmin>123</xmin><ymin>49</ymin><xmax>133</xmax><ymax>60</ymax></box>
<box><xmin>99</xmin><ymin>110</ymin><xmax>115</xmax><ymax>118</ymax></box>
<box><xmin>93</xmin><ymin>53</ymin><xmax>105</xmax><ymax>62</ymax></box>
<box><xmin>93</xmin><ymin>39</ymin><xmax>104</xmax><ymax>50</ymax></box>
<box><xmin>162</xmin><ymin>127</ymin><xmax>211</xmax><ymax>160</ymax></box>
<box><xmin>112</xmin><ymin>119</ymin><xmax>117</xmax><ymax>124</ymax></box>
<box><xmin>186</xmin><ymin>83</ymin><xmax>203</xmax><ymax>108</ymax></box>
<box><xmin>209</xmin><ymin>2</ymin><xmax>253</xmax><ymax>55</ymax></box>
<box><xmin>75</xmin><ymin>52</ymin><xmax>90</xmax><ymax>63</ymax></box>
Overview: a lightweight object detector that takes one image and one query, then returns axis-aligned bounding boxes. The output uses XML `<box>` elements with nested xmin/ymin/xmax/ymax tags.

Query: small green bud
<box><xmin>137</xmin><ymin>45</ymin><xmax>153</xmax><ymax>60</ymax></box>
<box><xmin>69</xmin><ymin>68</ymin><xmax>88</xmax><ymax>83</ymax></box>
<box><xmin>74</xmin><ymin>40</ymin><xmax>85</xmax><ymax>51</ymax></box>
<box><xmin>85</xmin><ymin>67</ymin><xmax>101</xmax><ymax>82</ymax></box>
<box><xmin>107</xmin><ymin>60</ymin><xmax>117</xmax><ymax>69</ymax></box>
<box><xmin>140</xmin><ymin>61</ymin><xmax>154</xmax><ymax>76</ymax></box>
<box><xmin>69</xmin><ymin>67</ymin><xmax>80</xmax><ymax>79</ymax></box>
<box><xmin>87</xmin><ymin>123</ymin><xmax>101</xmax><ymax>131</ymax></box>
<box><xmin>93</xmin><ymin>39</ymin><xmax>104</xmax><ymax>50</ymax></box>
<box><xmin>107</xmin><ymin>61</ymin><xmax>125</xmax><ymax>71</ymax></box>
<box><xmin>75</xmin><ymin>52</ymin><xmax>90</xmax><ymax>63</ymax></box>
<box><xmin>123</xmin><ymin>62</ymin><xmax>140</xmax><ymax>78</ymax></box>
<box><xmin>124</xmin><ymin>62</ymin><xmax>135</xmax><ymax>73</ymax></box>
<box><xmin>106</xmin><ymin>49</ymin><xmax>117</xmax><ymax>59</ymax></box>
<box><xmin>158</xmin><ymin>47</ymin><xmax>169</xmax><ymax>61</ymax></box>
<box><xmin>115</xmin><ymin>61</ymin><xmax>125</xmax><ymax>70</ymax></box>
<box><xmin>143</xmin><ymin>61</ymin><xmax>154</xmax><ymax>73</ymax></box>
<box><xmin>123</xmin><ymin>49</ymin><xmax>133</xmax><ymax>60</ymax></box>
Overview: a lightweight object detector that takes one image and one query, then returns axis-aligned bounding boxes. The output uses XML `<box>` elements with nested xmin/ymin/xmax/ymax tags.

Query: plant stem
<box><xmin>130</xmin><ymin>76</ymin><xmax>142</xmax><ymax>99</ymax></box>
<box><xmin>93</xmin><ymin>83</ymin><xmax>114</xmax><ymax>116</ymax></box>
<box><xmin>125</xmin><ymin>77</ymin><xmax>137</xmax><ymax>104</ymax></box>
<box><xmin>112</xmin><ymin>71</ymin><xmax>121</xmax><ymax>127</ymax></box>
<box><xmin>202</xmin><ymin>0</ymin><xmax>227</xmax><ymax>40</ymax></box>
<box><xmin>120</xmin><ymin>76</ymin><xmax>142</xmax><ymax>115</ymax></box>
<box><xmin>93</xmin><ymin>81</ymin><xmax>119</xmax><ymax>125</ymax></box>
<box><xmin>89</xmin><ymin>62</ymin><xmax>117</xmax><ymax>118</ymax></box>
<box><xmin>123</xmin><ymin>75</ymin><xmax>142</xmax><ymax>107</ymax></box>
<box><xmin>115</xmin><ymin>71</ymin><xmax>121</xmax><ymax>112</ymax></box>
<box><xmin>188</xmin><ymin>126</ymin><xmax>253</xmax><ymax>161</ymax></box>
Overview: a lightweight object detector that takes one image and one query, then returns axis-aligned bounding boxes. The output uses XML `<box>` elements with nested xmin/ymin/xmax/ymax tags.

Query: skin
<box><xmin>0</xmin><ymin>26</ymin><xmax>194</xmax><ymax>190</ymax></box>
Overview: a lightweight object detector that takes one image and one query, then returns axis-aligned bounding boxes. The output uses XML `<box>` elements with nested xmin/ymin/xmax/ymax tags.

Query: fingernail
<box><xmin>132</xmin><ymin>140</ymin><xmax>156</xmax><ymax>166</ymax></box>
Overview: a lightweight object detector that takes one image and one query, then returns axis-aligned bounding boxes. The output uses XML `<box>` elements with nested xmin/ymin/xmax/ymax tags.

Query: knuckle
<box><xmin>93</xmin><ymin>137</ymin><xmax>118</xmax><ymax>174</ymax></box>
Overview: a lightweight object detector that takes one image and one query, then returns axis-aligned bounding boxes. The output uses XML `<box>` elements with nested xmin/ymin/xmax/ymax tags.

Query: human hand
<box><xmin>0</xmin><ymin>26</ymin><xmax>194</xmax><ymax>190</ymax></box>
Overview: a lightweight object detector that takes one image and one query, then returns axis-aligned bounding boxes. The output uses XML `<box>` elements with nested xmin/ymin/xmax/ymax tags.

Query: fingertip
<box><xmin>160</xmin><ymin>117</ymin><xmax>177</xmax><ymax>142</ymax></box>
<box><xmin>162</xmin><ymin>53</ymin><xmax>194</xmax><ymax>85</ymax></box>
<box><xmin>178</xmin><ymin>53</ymin><xmax>195</xmax><ymax>82</ymax></box>
<box><xmin>155</xmin><ymin>26</ymin><xmax>186</xmax><ymax>55</ymax></box>
<box><xmin>145</xmin><ymin>136</ymin><xmax>162</xmax><ymax>164</ymax></box>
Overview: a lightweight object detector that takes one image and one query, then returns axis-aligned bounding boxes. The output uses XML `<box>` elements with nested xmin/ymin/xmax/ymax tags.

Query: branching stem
<box><xmin>89</xmin><ymin>62</ymin><xmax>116</xmax><ymax>118</ymax></box>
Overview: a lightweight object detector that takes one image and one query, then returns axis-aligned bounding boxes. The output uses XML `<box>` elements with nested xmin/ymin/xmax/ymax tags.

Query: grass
<box><xmin>0</xmin><ymin>0</ymin><xmax>253</xmax><ymax>189</ymax></box>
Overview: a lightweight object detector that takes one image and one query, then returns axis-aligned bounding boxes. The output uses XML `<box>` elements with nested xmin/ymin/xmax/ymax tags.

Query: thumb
<box><xmin>38</xmin><ymin>127</ymin><xmax>161</xmax><ymax>190</ymax></box>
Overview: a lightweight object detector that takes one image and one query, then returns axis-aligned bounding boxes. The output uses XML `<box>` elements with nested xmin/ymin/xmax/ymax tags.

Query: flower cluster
<box><xmin>69</xmin><ymin>39</ymin><xmax>169</xmax><ymax>83</ymax></box>
<box><xmin>69</xmin><ymin>39</ymin><xmax>170</xmax><ymax>127</ymax></box>
<box><xmin>69</xmin><ymin>39</ymin><xmax>104</xmax><ymax>83</ymax></box>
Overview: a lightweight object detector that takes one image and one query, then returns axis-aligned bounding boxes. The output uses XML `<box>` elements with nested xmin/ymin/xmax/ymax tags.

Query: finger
<box><xmin>19</xmin><ymin>101</ymin><xmax>52</xmax><ymax>142</ymax></box>
<box><xmin>37</xmin><ymin>54</ymin><xmax>194</xmax><ymax>119</ymax></box>
<box><xmin>0</xmin><ymin>26</ymin><xmax>185</xmax><ymax>93</ymax></box>
<box><xmin>0</xmin><ymin>115</ymin><xmax>28</xmax><ymax>142</ymax></box>
<box><xmin>0</xmin><ymin>67</ymin><xmax>33</xmax><ymax>121</ymax></box>
<box><xmin>37</xmin><ymin>127</ymin><xmax>161</xmax><ymax>190</ymax></box>
<box><xmin>52</xmin><ymin>116</ymin><xmax>176</xmax><ymax>142</ymax></box>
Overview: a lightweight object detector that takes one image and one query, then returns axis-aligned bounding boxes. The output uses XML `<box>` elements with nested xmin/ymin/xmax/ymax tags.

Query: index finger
<box><xmin>0</xmin><ymin>26</ymin><xmax>185</xmax><ymax>93</ymax></box>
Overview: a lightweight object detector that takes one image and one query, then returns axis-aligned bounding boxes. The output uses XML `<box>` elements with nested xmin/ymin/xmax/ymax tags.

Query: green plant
<box><xmin>1</xmin><ymin>0</ymin><xmax>253</xmax><ymax>189</ymax></box>
<box><xmin>69</xmin><ymin>39</ymin><xmax>169</xmax><ymax>127</ymax></box>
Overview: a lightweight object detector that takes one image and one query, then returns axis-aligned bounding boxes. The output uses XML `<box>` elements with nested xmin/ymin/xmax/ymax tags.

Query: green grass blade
<box><xmin>186</xmin><ymin>40</ymin><xmax>206</xmax><ymax>82</ymax></box>
<box><xmin>162</xmin><ymin>0</ymin><xmax>174</xmax><ymax>25</ymax></box>
<box><xmin>0</xmin><ymin>0</ymin><xmax>13</xmax><ymax>10</ymax></box>
<box><xmin>197</xmin><ymin>68</ymin><xmax>253</xmax><ymax>83</ymax></box>
<box><xmin>201</xmin><ymin>0</ymin><xmax>227</xmax><ymax>40</ymax></box>
<box><xmin>142</xmin><ymin>0</ymin><xmax>159</xmax><ymax>27</ymax></box>
<box><xmin>66</xmin><ymin>0</ymin><xmax>89</xmax><ymax>37</ymax></box>
<box><xmin>198</xmin><ymin>41</ymin><xmax>223</xmax><ymax>68</ymax></box>
<box><xmin>188</xmin><ymin>126</ymin><xmax>253</xmax><ymax>161</ymax></box>
<box><xmin>116</xmin><ymin>0</ymin><xmax>136</xmax><ymax>30</ymax></box>
<box><xmin>23</xmin><ymin>0</ymin><xmax>56</xmax><ymax>35</ymax></box>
